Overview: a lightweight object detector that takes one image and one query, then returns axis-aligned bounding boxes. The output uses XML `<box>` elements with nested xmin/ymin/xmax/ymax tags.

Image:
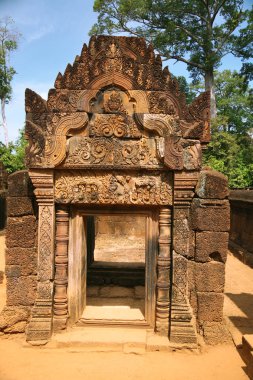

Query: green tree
<box><xmin>91</xmin><ymin>0</ymin><xmax>253</xmax><ymax>118</ymax></box>
<box><xmin>212</xmin><ymin>70</ymin><xmax>253</xmax><ymax>134</ymax></box>
<box><xmin>0</xmin><ymin>17</ymin><xmax>21</xmax><ymax>146</ymax></box>
<box><xmin>0</xmin><ymin>128</ymin><xmax>27</xmax><ymax>173</ymax></box>
<box><xmin>203</xmin><ymin>70</ymin><xmax>253</xmax><ymax>187</ymax></box>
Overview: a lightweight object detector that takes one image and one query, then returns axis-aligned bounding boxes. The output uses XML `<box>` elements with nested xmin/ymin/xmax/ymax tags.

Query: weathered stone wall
<box><xmin>188</xmin><ymin>169</ymin><xmax>230</xmax><ymax>344</ymax></box>
<box><xmin>0</xmin><ymin>162</ymin><xmax>8</xmax><ymax>230</ymax></box>
<box><xmin>0</xmin><ymin>170</ymin><xmax>38</xmax><ymax>334</ymax></box>
<box><xmin>229</xmin><ymin>190</ymin><xmax>253</xmax><ymax>267</ymax></box>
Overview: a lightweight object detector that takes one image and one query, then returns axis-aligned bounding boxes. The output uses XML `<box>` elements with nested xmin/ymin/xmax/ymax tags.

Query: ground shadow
<box><xmin>226</xmin><ymin>292</ymin><xmax>253</xmax><ymax>335</ymax></box>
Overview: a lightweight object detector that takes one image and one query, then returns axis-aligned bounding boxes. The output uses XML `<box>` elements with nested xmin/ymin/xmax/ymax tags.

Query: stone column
<box><xmin>26</xmin><ymin>170</ymin><xmax>55</xmax><ymax>344</ymax></box>
<box><xmin>156</xmin><ymin>208</ymin><xmax>172</xmax><ymax>335</ymax></box>
<box><xmin>53</xmin><ymin>205</ymin><xmax>69</xmax><ymax>330</ymax></box>
<box><xmin>170</xmin><ymin>171</ymin><xmax>198</xmax><ymax>344</ymax></box>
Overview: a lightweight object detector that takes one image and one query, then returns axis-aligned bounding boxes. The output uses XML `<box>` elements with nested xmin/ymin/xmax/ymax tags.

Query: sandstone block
<box><xmin>195</xmin><ymin>231</ymin><xmax>228</xmax><ymax>263</ymax></box>
<box><xmin>6</xmin><ymin>276</ymin><xmax>37</xmax><ymax>306</ymax></box>
<box><xmin>5</xmin><ymin>248</ymin><xmax>37</xmax><ymax>276</ymax></box>
<box><xmin>7</xmin><ymin>197</ymin><xmax>34</xmax><ymax>217</ymax></box>
<box><xmin>4</xmin><ymin>321</ymin><xmax>27</xmax><ymax>333</ymax></box>
<box><xmin>191</xmin><ymin>199</ymin><xmax>230</xmax><ymax>232</ymax></box>
<box><xmin>195</xmin><ymin>169</ymin><xmax>229</xmax><ymax>199</ymax></box>
<box><xmin>8</xmin><ymin>171</ymin><xmax>33</xmax><ymax>197</ymax></box>
<box><xmin>197</xmin><ymin>292</ymin><xmax>224</xmax><ymax>322</ymax></box>
<box><xmin>0</xmin><ymin>306</ymin><xmax>30</xmax><ymax>331</ymax></box>
<box><xmin>187</xmin><ymin>261</ymin><xmax>195</xmax><ymax>292</ymax></box>
<box><xmin>6</xmin><ymin>216</ymin><xmax>36</xmax><ymax>248</ymax></box>
<box><xmin>195</xmin><ymin>262</ymin><xmax>225</xmax><ymax>292</ymax></box>
<box><xmin>200</xmin><ymin>321</ymin><xmax>232</xmax><ymax>345</ymax></box>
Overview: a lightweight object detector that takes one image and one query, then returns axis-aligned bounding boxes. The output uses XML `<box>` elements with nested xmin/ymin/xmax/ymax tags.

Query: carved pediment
<box><xmin>25</xmin><ymin>36</ymin><xmax>210</xmax><ymax>170</ymax></box>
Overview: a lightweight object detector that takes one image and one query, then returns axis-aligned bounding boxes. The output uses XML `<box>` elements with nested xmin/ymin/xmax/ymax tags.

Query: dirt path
<box><xmin>0</xmin><ymin>234</ymin><xmax>250</xmax><ymax>380</ymax></box>
<box><xmin>0</xmin><ymin>336</ymin><xmax>248</xmax><ymax>380</ymax></box>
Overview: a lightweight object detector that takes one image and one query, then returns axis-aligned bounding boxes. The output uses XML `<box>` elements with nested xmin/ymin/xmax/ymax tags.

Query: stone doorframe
<box><xmin>67</xmin><ymin>207</ymin><xmax>159</xmax><ymax>327</ymax></box>
<box><xmin>26</xmin><ymin>169</ymin><xmax>196</xmax><ymax>344</ymax></box>
<box><xmin>52</xmin><ymin>205</ymin><xmax>173</xmax><ymax>333</ymax></box>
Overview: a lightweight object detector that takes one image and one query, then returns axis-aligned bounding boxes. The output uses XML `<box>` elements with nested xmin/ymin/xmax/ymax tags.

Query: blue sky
<box><xmin>0</xmin><ymin>0</ymin><xmax>251</xmax><ymax>143</ymax></box>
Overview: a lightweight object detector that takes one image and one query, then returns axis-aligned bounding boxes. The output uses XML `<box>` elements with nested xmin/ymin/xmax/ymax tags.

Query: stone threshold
<box><xmin>30</xmin><ymin>326</ymin><xmax>199</xmax><ymax>353</ymax></box>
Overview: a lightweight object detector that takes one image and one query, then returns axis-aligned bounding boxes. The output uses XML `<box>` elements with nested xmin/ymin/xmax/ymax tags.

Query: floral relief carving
<box><xmin>63</xmin><ymin>137</ymin><xmax>162</xmax><ymax>168</ymax></box>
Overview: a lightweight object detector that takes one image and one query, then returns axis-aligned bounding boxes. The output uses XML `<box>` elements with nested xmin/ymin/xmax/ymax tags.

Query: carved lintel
<box><xmin>26</xmin><ymin>170</ymin><xmax>55</xmax><ymax>344</ymax></box>
<box><xmin>55</xmin><ymin>170</ymin><xmax>173</xmax><ymax>206</ymax></box>
<box><xmin>156</xmin><ymin>208</ymin><xmax>172</xmax><ymax>336</ymax></box>
<box><xmin>53</xmin><ymin>205</ymin><xmax>69</xmax><ymax>331</ymax></box>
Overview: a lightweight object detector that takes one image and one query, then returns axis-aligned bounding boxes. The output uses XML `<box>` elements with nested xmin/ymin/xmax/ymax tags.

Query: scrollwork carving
<box><xmin>63</xmin><ymin>137</ymin><xmax>162</xmax><ymax>168</ymax></box>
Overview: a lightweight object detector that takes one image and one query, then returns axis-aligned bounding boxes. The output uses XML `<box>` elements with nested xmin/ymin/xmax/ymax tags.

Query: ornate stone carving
<box><xmin>147</xmin><ymin>92</ymin><xmax>178</xmax><ymax>116</ymax></box>
<box><xmin>89</xmin><ymin>114</ymin><xmax>141</xmax><ymax>138</ymax></box>
<box><xmin>25</xmin><ymin>120</ymin><xmax>45</xmax><ymax>166</ymax></box>
<box><xmin>26</xmin><ymin>170</ymin><xmax>55</xmax><ymax>343</ymax></box>
<box><xmin>164</xmin><ymin>136</ymin><xmax>184</xmax><ymax>170</ymax></box>
<box><xmin>174</xmin><ymin>171</ymin><xmax>199</xmax><ymax>208</ymax></box>
<box><xmin>23</xmin><ymin>36</ymin><xmax>213</xmax><ymax>346</ymax></box>
<box><xmin>55</xmin><ymin>170</ymin><xmax>173</xmax><ymax>206</ymax></box>
<box><xmin>104</xmin><ymin>90</ymin><xmax>126</xmax><ymax>113</ymax></box>
<box><xmin>53</xmin><ymin>205</ymin><xmax>69</xmax><ymax>331</ymax></box>
<box><xmin>169</xmin><ymin>170</ymin><xmax>199</xmax><ymax>344</ymax></box>
<box><xmin>47</xmin><ymin>89</ymin><xmax>84</xmax><ymax>113</ymax></box>
<box><xmin>25</xmin><ymin>88</ymin><xmax>47</xmax><ymax>115</ymax></box>
<box><xmin>170</xmin><ymin>253</ymin><xmax>197</xmax><ymax>344</ymax></box>
<box><xmin>63</xmin><ymin>137</ymin><xmax>162</xmax><ymax>168</ymax></box>
<box><xmin>156</xmin><ymin>208</ymin><xmax>172</xmax><ymax>335</ymax></box>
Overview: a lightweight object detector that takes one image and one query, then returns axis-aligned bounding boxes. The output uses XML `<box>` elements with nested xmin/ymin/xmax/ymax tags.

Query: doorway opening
<box><xmin>68</xmin><ymin>208</ymin><xmax>157</xmax><ymax>327</ymax></box>
<box><xmin>82</xmin><ymin>213</ymin><xmax>146</xmax><ymax>323</ymax></box>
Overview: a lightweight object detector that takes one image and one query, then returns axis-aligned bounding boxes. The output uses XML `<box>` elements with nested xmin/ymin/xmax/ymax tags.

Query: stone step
<box><xmin>46</xmin><ymin>326</ymin><xmax>198</xmax><ymax>353</ymax></box>
<box><xmin>48</xmin><ymin>326</ymin><xmax>147</xmax><ymax>353</ymax></box>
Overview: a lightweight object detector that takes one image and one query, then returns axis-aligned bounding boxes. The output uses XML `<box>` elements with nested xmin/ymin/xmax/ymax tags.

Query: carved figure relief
<box><xmin>55</xmin><ymin>171</ymin><xmax>172</xmax><ymax>205</ymax></box>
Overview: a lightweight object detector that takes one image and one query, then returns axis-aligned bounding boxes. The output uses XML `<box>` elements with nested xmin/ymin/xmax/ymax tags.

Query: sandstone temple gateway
<box><xmin>1</xmin><ymin>36</ymin><xmax>230</xmax><ymax>346</ymax></box>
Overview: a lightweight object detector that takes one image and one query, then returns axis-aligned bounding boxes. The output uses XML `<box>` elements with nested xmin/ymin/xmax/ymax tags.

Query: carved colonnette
<box><xmin>53</xmin><ymin>205</ymin><xmax>69</xmax><ymax>330</ymax></box>
<box><xmin>156</xmin><ymin>208</ymin><xmax>172</xmax><ymax>335</ymax></box>
<box><xmin>26</xmin><ymin>170</ymin><xmax>55</xmax><ymax>343</ymax></box>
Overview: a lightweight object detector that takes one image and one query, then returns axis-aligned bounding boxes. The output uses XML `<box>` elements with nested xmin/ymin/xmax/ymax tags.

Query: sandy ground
<box><xmin>0</xmin><ymin>234</ymin><xmax>251</xmax><ymax>380</ymax></box>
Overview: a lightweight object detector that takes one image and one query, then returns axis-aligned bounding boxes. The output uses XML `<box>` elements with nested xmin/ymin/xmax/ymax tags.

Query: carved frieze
<box><xmin>63</xmin><ymin>137</ymin><xmax>162</xmax><ymax>168</ymax></box>
<box><xmin>55</xmin><ymin>170</ymin><xmax>173</xmax><ymax>205</ymax></box>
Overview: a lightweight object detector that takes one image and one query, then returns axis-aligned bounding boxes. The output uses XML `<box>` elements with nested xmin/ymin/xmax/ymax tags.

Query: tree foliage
<box><xmin>0</xmin><ymin>129</ymin><xmax>27</xmax><ymax>173</ymax></box>
<box><xmin>91</xmin><ymin>0</ymin><xmax>253</xmax><ymax>117</ymax></box>
<box><xmin>0</xmin><ymin>17</ymin><xmax>21</xmax><ymax>146</ymax></box>
<box><xmin>203</xmin><ymin>70</ymin><xmax>253</xmax><ymax>188</ymax></box>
